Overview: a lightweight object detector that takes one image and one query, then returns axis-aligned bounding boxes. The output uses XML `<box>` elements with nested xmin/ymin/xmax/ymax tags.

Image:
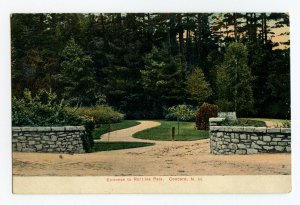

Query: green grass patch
<box><xmin>133</xmin><ymin>120</ymin><xmax>208</xmax><ymax>141</ymax></box>
<box><xmin>91</xmin><ymin>141</ymin><xmax>154</xmax><ymax>152</ymax></box>
<box><xmin>220</xmin><ymin>119</ymin><xmax>266</xmax><ymax>127</ymax></box>
<box><xmin>92</xmin><ymin>120</ymin><xmax>140</xmax><ymax>139</ymax></box>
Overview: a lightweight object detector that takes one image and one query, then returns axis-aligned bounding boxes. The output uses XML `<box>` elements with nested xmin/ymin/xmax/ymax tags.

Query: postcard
<box><xmin>11</xmin><ymin>12</ymin><xmax>291</xmax><ymax>194</ymax></box>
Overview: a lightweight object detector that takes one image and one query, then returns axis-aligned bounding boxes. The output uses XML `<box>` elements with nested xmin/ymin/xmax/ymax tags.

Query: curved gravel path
<box><xmin>97</xmin><ymin>120</ymin><xmax>161</xmax><ymax>143</ymax></box>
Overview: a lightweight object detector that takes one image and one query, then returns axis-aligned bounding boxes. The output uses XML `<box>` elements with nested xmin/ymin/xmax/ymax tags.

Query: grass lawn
<box><xmin>92</xmin><ymin>120</ymin><xmax>140</xmax><ymax>139</ymax></box>
<box><xmin>91</xmin><ymin>141</ymin><xmax>154</xmax><ymax>152</ymax></box>
<box><xmin>133</xmin><ymin>120</ymin><xmax>208</xmax><ymax>141</ymax></box>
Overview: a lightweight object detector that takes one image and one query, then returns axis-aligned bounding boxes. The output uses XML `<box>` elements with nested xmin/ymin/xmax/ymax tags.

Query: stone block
<box><xmin>210</xmin><ymin>126</ymin><xmax>219</xmax><ymax>131</ymax></box>
<box><xmin>236</xmin><ymin>150</ymin><xmax>246</xmax><ymax>155</ymax></box>
<box><xmin>267</xmin><ymin>128</ymin><xmax>281</xmax><ymax>133</ymax></box>
<box><xmin>51</xmin><ymin>136</ymin><xmax>58</xmax><ymax>141</ymax></box>
<box><xmin>231</xmin><ymin>139</ymin><xmax>239</xmax><ymax>143</ymax></box>
<box><xmin>263</xmin><ymin>146</ymin><xmax>274</xmax><ymax>150</ymax></box>
<box><xmin>254</xmin><ymin>127</ymin><xmax>267</xmax><ymax>133</ymax></box>
<box><xmin>22</xmin><ymin>127</ymin><xmax>37</xmax><ymax>132</ymax></box>
<box><xmin>281</xmin><ymin>128</ymin><xmax>291</xmax><ymax>134</ymax></box>
<box><xmin>209</xmin><ymin>118</ymin><xmax>225</xmax><ymax>122</ymax></box>
<box><xmin>231</xmin><ymin>127</ymin><xmax>244</xmax><ymax>132</ymax></box>
<box><xmin>250</xmin><ymin>135</ymin><xmax>259</xmax><ymax>140</ymax></box>
<box><xmin>229</xmin><ymin>144</ymin><xmax>237</xmax><ymax>150</ymax></box>
<box><xmin>224</xmin><ymin>138</ymin><xmax>231</xmax><ymax>143</ymax></box>
<box><xmin>237</xmin><ymin>144</ymin><xmax>246</xmax><ymax>149</ymax></box>
<box><xmin>270</xmin><ymin>142</ymin><xmax>278</xmax><ymax>146</ymax></box>
<box><xmin>51</xmin><ymin>127</ymin><xmax>65</xmax><ymax>132</ymax></box>
<box><xmin>28</xmin><ymin>141</ymin><xmax>35</xmax><ymax>145</ymax></box>
<box><xmin>217</xmin><ymin>112</ymin><xmax>237</xmax><ymax>120</ymax></box>
<box><xmin>240</xmin><ymin>134</ymin><xmax>247</xmax><ymax>140</ymax></box>
<box><xmin>216</xmin><ymin>132</ymin><xmax>223</xmax><ymax>137</ymax></box>
<box><xmin>278</xmin><ymin>142</ymin><xmax>288</xmax><ymax>146</ymax></box>
<box><xmin>42</xmin><ymin>136</ymin><xmax>50</xmax><ymax>141</ymax></box>
<box><xmin>222</xmin><ymin>145</ymin><xmax>227</xmax><ymax>149</ymax></box>
<box><xmin>36</xmin><ymin>127</ymin><xmax>51</xmax><ymax>132</ymax></box>
<box><xmin>286</xmin><ymin>146</ymin><xmax>291</xmax><ymax>152</ymax></box>
<box><xmin>251</xmin><ymin>142</ymin><xmax>262</xmax><ymax>149</ymax></box>
<box><xmin>263</xmin><ymin>136</ymin><xmax>271</xmax><ymax>142</ymax></box>
<box><xmin>18</xmin><ymin>136</ymin><xmax>26</xmax><ymax>140</ymax></box>
<box><xmin>35</xmin><ymin>144</ymin><xmax>43</xmax><ymax>151</ymax></box>
<box><xmin>272</xmin><ymin>138</ymin><xmax>282</xmax><ymax>142</ymax></box>
<box><xmin>244</xmin><ymin>127</ymin><xmax>255</xmax><ymax>132</ymax></box>
<box><xmin>72</xmin><ymin>141</ymin><xmax>78</xmax><ymax>145</ymax></box>
<box><xmin>275</xmin><ymin>146</ymin><xmax>285</xmax><ymax>152</ymax></box>
<box><xmin>224</xmin><ymin>126</ymin><xmax>234</xmax><ymax>132</ymax></box>
<box><xmin>247</xmin><ymin>148</ymin><xmax>258</xmax><ymax>154</ymax></box>
<box><xmin>12</xmin><ymin>127</ymin><xmax>21</xmax><ymax>132</ymax></box>
<box><xmin>65</xmin><ymin>126</ymin><xmax>77</xmax><ymax>131</ymax></box>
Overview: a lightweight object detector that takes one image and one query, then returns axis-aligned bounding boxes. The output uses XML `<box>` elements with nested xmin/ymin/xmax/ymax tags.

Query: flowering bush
<box><xmin>166</xmin><ymin>104</ymin><xmax>196</xmax><ymax>122</ymax></box>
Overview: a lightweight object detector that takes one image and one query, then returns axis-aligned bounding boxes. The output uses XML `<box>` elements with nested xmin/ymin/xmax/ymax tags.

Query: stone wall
<box><xmin>12</xmin><ymin>126</ymin><xmax>86</xmax><ymax>153</ymax></box>
<box><xmin>210</xmin><ymin>126</ymin><xmax>291</xmax><ymax>155</ymax></box>
<box><xmin>209</xmin><ymin>118</ymin><xmax>291</xmax><ymax>155</ymax></box>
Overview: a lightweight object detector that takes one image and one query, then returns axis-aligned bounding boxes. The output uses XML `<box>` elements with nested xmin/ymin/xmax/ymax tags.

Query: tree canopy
<box><xmin>11</xmin><ymin>13</ymin><xmax>290</xmax><ymax>119</ymax></box>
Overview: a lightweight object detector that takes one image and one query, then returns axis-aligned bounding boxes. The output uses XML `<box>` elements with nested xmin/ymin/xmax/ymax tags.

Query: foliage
<box><xmin>282</xmin><ymin>120</ymin><xmax>291</xmax><ymax>128</ymax></box>
<box><xmin>185</xmin><ymin>68</ymin><xmax>212</xmax><ymax>105</ymax></box>
<box><xmin>216</xmin><ymin>42</ymin><xmax>254</xmax><ymax>116</ymax></box>
<box><xmin>75</xmin><ymin>105</ymin><xmax>124</xmax><ymax>125</ymax></box>
<box><xmin>219</xmin><ymin>119</ymin><xmax>266</xmax><ymax>127</ymax></box>
<box><xmin>141</xmin><ymin>46</ymin><xmax>185</xmax><ymax>109</ymax></box>
<box><xmin>92</xmin><ymin>120</ymin><xmax>140</xmax><ymax>139</ymax></box>
<box><xmin>59</xmin><ymin>38</ymin><xmax>97</xmax><ymax>106</ymax></box>
<box><xmin>80</xmin><ymin>120</ymin><xmax>95</xmax><ymax>153</ymax></box>
<box><xmin>196</xmin><ymin>103</ymin><xmax>219</xmax><ymax>130</ymax></box>
<box><xmin>133</xmin><ymin>120</ymin><xmax>209</xmax><ymax>141</ymax></box>
<box><xmin>12</xmin><ymin>89</ymin><xmax>84</xmax><ymax>127</ymax></box>
<box><xmin>11</xmin><ymin>13</ymin><xmax>290</xmax><ymax>119</ymax></box>
<box><xmin>12</xmin><ymin>89</ymin><xmax>95</xmax><ymax>152</ymax></box>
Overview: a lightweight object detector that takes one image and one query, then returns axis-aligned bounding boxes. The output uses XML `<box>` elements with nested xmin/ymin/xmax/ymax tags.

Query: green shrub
<box><xmin>12</xmin><ymin>89</ymin><xmax>84</xmax><ymax>127</ymax></box>
<box><xmin>196</xmin><ymin>103</ymin><xmax>219</xmax><ymax>130</ymax></box>
<box><xmin>12</xmin><ymin>89</ymin><xmax>95</xmax><ymax>152</ymax></box>
<box><xmin>75</xmin><ymin>105</ymin><xmax>124</xmax><ymax>125</ymax></box>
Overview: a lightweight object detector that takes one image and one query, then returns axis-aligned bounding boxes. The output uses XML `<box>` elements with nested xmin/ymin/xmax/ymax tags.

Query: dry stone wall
<box><xmin>209</xmin><ymin>118</ymin><xmax>291</xmax><ymax>155</ymax></box>
<box><xmin>12</xmin><ymin>126</ymin><xmax>86</xmax><ymax>153</ymax></box>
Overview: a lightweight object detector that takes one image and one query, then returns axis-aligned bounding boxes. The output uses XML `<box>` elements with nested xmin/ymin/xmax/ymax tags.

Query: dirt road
<box><xmin>13</xmin><ymin>121</ymin><xmax>291</xmax><ymax>176</ymax></box>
